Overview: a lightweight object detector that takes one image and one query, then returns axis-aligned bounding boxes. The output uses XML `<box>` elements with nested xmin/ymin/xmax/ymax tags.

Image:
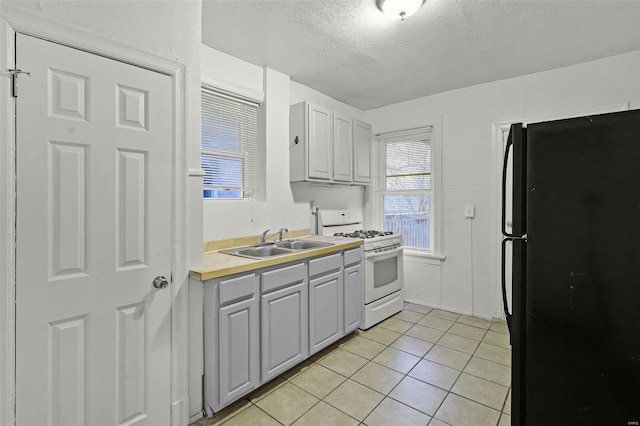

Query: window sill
<box><xmin>403</xmin><ymin>249</ymin><xmax>446</xmax><ymax>264</ymax></box>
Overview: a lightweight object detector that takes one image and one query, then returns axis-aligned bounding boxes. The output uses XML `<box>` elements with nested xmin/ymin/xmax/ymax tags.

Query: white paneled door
<box><xmin>15</xmin><ymin>34</ymin><xmax>172</xmax><ymax>426</ymax></box>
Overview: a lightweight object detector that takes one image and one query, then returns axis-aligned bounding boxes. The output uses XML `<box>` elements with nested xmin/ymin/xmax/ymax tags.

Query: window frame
<box><xmin>375</xmin><ymin>123</ymin><xmax>443</xmax><ymax>259</ymax></box>
<box><xmin>200</xmin><ymin>84</ymin><xmax>260</xmax><ymax>201</ymax></box>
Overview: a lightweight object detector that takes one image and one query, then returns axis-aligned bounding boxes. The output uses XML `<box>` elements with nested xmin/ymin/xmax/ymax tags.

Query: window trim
<box><xmin>374</xmin><ymin>121</ymin><xmax>443</xmax><ymax>257</ymax></box>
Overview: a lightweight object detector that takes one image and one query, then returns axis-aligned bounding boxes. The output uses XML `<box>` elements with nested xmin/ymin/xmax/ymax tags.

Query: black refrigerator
<box><xmin>501</xmin><ymin>109</ymin><xmax>640</xmax><ymax>426</ymax></box>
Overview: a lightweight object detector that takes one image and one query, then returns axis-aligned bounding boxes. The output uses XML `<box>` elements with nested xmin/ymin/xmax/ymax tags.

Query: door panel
<box><xmin>16</xmin><ymin>34</ymin><xmax>172</xmax><ymax>426</ymax></box>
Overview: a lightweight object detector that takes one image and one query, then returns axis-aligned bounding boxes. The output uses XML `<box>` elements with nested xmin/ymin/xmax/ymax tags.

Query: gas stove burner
<box><xmin>333</xmin><ymin>230</ymin><xmax>395</xmax><ymax>239</ymax></box>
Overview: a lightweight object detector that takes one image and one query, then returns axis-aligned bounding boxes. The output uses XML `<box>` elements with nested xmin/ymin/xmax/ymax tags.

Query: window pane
<box><xmin>202</xmin><ymin>153</ymin><xmax>242</xmax><ymax>191</ymax></box>
<box><xmin>384</xmin><ymin>194</ymin><xmax>430</xmax><ymax>249</ymax></box>
<box><xmin>386</xmin><ymin>140</ymin><xmax>431</xmax><ymax>190</ymax></box>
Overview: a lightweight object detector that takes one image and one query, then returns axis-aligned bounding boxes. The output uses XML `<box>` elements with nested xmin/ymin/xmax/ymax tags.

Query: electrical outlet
<box><xmin>464</xmin><ymin>204</ymin><xmax>475</xmax><ymax>218</ymax></box>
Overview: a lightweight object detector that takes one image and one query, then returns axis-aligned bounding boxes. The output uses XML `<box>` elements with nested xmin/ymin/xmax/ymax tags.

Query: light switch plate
<box><xmin>464</xmin><ymin>204</ymin><xmax>475</xmax><ymax>218</ymax></box>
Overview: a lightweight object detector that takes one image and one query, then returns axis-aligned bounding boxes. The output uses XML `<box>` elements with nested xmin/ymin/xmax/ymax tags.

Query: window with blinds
<box><xmin>379</xmin><ymin>130</ymin><xmax>432</xmax><ymax>250</ymax></box>
<box><xmin>201</xmin><ymin>88</ymin><xmax>259</xmax><ymax>199</ymax></box>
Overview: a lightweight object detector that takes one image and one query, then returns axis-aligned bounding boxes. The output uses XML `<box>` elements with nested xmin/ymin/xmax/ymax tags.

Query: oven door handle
<box><xmin>364</xmin><ymin>246</ymin><xmax>404</xmax><ymax>260</ymax></box>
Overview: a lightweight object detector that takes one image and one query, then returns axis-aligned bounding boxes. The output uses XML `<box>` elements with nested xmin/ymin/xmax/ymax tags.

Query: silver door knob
<box><xmin>153</xmin><ymin>276</ymin><xmax>169</xmax><ymax>289</ymax></box>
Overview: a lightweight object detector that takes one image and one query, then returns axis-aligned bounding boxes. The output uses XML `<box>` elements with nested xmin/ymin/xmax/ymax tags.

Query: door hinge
<box><xmin>3</xmin><ymin>69</ymin><xmax>31</xmax><ymax>97</ymax></box>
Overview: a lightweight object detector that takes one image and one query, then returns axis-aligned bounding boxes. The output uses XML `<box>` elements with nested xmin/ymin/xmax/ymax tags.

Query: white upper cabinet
<box><xmin>333</xmin><ymin>114</ymin><xmax>353</xmax><ymax>182</ymax></box>
<box><xmin>290</xmin><ymin>101</ymin><xmax>371</xmax><ymax>185</ymax></box>
<box><xmin>353</xmin><ymin>120</ymin><xmax>373</xmax><ymax>184</ymax></box>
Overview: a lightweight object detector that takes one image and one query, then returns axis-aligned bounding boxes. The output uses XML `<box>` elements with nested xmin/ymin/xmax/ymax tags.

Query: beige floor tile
<box><xmin>200</xmin><ymin>399</ymin><xmax>251</xmax><ymax>426</ymax></box>
<box><xmin>324</xmin><ymin>379</ymin><xmax>385</xmax><ymax>421</ymax></box>
<box><xmin>362</xmin><ymin>326</ymin><xmax>402</xmax><ymax>346</ymax></box>
<box><xmin>317</xmin><ymin>348</ymin><xmax>368</xmax><ymax>377</ymax></box>
<box><xmin>310</xmin><ymin>341</ymin><xmax>343</xmax><ymax>362</ymax></box>
<box><xmin>364</xmin><ymin>397</ymin><xmax>431</xmax><ymax>426</ymax></box>
<box><xmin>404</xmin><ymin>302</ymin><xmax>432</xmax><ymax>314</ymax></box>
<box><xmin>373</xmin><ymin>347</ymin><xmax>421</xmax><ymax>374</ymax></box>
<box><xmin>464</xmin><ymin>357</ymin><xmax>511</xmax><ymax>387</ymax></box>
<box><xmin>391</xmin><ymin>335</ymin><xmax>434</xmax><ymax>357</ymax></box>
<box><xmin>409</xmin><ymin>359</ymin><xmax>461</xmax><ymax>390</ymax></box>
<box><xmin>405</xmin><ymin>324</ymin><xmax>445</xmax><ymax>343</ymax></box>
<box><xmin>451</xmin><ymin>373</ymin><xmax>509</xmax><ymax>410</ymax></box>
<box><xmin>248</xmin><ymin>377</ymin><xmax>288</xmax><ymax>403</ymax></box>
<box><xmin>435</xmin><ymin>394</ymin><xmax>500</xmax><ymax>426</ymax></box>
<box><xmin>341</xmin><ymin>336</ymin><xmax>386</xmax><ymax>359</ymax></box>
<box><xmin>504</xmin><ymin>390</ymin><xmax>511</xmax><ymax>415</ymax></box>
<box><xmin>290</xmin><ymin>364</ymin><xmax>346</xmax><ymax>398</ymax></box>
<box><xmin>427</xmin><ymin>418</ymin><xmax>449</xmax><ymax>426</ymax></box>
<box><xmin>378</xmin><ymin>317</ymin><xmax>414</xmax><ymax>333</ymax></box>
<box><xmin>448</xmin><ymin>323</ymin><xmax>487</xmax><ymax>341</ymax></box>
<box><xmin>474</xmin><ymin>342</ymin><xmax>511</xmax><ymax>366</ymax></box>
<box><xmin>280</xmin><ymin>359</ymin><xmax>315</xmax><ymax>381</ymax></box>
<box><xmin>255</xmin><ymin>382</ymin><xmax>318</xmax><ymax>425</ymax></box>
<box><xmin>292</xmin><ymin>401</ymin><xmax>359</xmax><ymax>426</ymax></box>
<box><xmin>424</xmin><ymin>345</ymin><xmax>471</xmax><ymax>371</ymax></box>
<box><xmin>394</xmin><ymin>310</ymin><xmax>426</xmax><ymax>323</ymax></box>
<box><xmin>437</xmin><ymin>333</ymin><xmax>480</xmax><ymax>355</ymax></box>
<box><xmin>221</xmin><ymin>405</ymin><xmax>281</xmax><ymax>426</ymax></box>
<box><xmin>428</xmin><ymin>309</ymin><xmax>460</xmax><ymax>321</ymax></box>
<box><xmin>456</xmin><ymin>315</ymin><xmax>492</xmax><ymax>330</ymax></box>
<box><xmin>499</xmin><ymin>413</ymin><xmax>511</xmax><ymax>426</ymax></box>
<box><xmin>223</xmin><ymin>405</ymin><xmax>280</xmax><ymax>426</ymax></box>
<box><xmin>418</xmin><ymin>315</ymin><xmax>455</xmax><ymax>332</ymax></box>
<box><xmin>482</xmin><ymin>331</ymin><xmax>511</xmax><ymax>349</ymax></box>
<box><xmin>351</xmin><ymin>361</ymin><xmax>404</xmax><ymax>394</ymax></box>
<box><xmin>490</xmin><ymin>321</ymin><xmax>509</xmax><ymax>335</ymax></box>
<box><xmin>388</xmin><ymin>376</ymin><xmax>447</xmax><ymax>416</ymax></box>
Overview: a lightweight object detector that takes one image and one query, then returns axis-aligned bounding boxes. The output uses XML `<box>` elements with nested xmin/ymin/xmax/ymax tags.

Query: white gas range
<box><xmin>318</xmin><ymin>210</ymin><xmax>405</xmax><ymax>329</ymax></box>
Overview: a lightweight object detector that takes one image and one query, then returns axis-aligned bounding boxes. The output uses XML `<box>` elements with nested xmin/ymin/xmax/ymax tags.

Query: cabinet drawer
<box><xmin>261</xmin><ymin>263</ymin><xmax>306</xmax><ymax>293</ymax></box>
<box><xmin>343</xmin><ymin>248</ymin><xmax>362</xmax><ymax>267</ymax></box>
<box><xmin>309</xmin><ymin>253</ymin><xmax>342</xmax><ymax>277</ymax></box>
<box><xmin>219</xmin><ymin>274</ymin><xmax>256</xmax><ymax>306</ymax></box>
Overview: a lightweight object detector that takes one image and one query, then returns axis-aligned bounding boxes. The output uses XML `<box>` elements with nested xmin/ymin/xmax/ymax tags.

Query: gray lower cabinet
<box><xmin>203</xmin><ymin>273</ymin><xmax>258</xmax><ymax>416</ymax></box>
<box><xmin>218</xmin><ymin>296</ymin><xmax>259</xmax><ymax>407</ymax></box>
<box><xmin>309</xmin><ymin>253</ymin><xmax>343</xmax><ymax>355</ymax></box>
<box><xmin>343</xmin><ymin>248</ymin><xmax>362</xmax><ymax>333</ymax></box>
<box><xmin>260</xmin><ymin>263</ymin><xmax>308</xmax><ymax>382</ymax></box>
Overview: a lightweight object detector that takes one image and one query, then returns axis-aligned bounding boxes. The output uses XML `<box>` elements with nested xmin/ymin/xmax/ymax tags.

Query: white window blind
<box><xmin>378</xmin><ymin>128</ymin><xmax>433</xmax><ymax>250</ymax></box>
<box><xmin>201</xmin><ymin>88</ymin><xmax>258</xmax><ymax>199</ymax></box>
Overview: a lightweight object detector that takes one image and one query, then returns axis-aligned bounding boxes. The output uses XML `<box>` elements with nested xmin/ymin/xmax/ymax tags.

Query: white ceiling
<box><xmin>201</xmin><ymin>0</ymin><xmax>640</xmax><ymax>111</ymax></box>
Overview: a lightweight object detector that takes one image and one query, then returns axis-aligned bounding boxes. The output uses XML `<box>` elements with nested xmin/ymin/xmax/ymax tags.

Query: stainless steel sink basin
<box><xmin>274</xmin><ymin>240</ymin><xmax>334</xmax><ymax>250</ymax></box>
<box><xmin>219</xmin><ymin>239</ymin><xmax>334</xmax><ymax>259</ymax></box>
<box><xmin>220</xmin><ymin>245</ymin><xmax>292</xmax><ymax>260</ymax></box>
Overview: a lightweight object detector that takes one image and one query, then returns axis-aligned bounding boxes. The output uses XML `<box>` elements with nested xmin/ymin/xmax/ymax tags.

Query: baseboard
<box><xmin>172</xmin><ymin>397</ymin><xmax>190</xmax><ymax>426</ymax></box>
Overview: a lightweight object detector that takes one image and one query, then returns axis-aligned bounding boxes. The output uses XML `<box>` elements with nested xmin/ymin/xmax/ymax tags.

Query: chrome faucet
<box><xmin>277</xmin><ymin>227</ymin><xmax>288</xmax><ymax>241</ymax></box>
<box><xmin>260</xmin><ymin>227</ymin><xmax>288</xmax><ymax>244</ymax></box>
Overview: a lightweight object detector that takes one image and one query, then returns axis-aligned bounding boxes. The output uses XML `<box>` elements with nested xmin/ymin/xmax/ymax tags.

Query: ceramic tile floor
<box><xmin>192</xmin><ymin>302</ymin><xmax>512</xmax><ymax>426</ymax></box>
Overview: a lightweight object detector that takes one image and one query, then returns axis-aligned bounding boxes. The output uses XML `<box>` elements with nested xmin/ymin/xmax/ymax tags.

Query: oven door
<box><xmin>363</xmin><ymin>247</ymin><xmax>404</xmax><ymax>304</ymax></box>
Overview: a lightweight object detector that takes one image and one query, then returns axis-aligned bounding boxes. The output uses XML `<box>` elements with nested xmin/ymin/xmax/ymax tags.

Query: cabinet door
<box><xmin>344</xmin><ymin>264</ymin><xmax>363</xmax><ymax>333</ymax></box>
<box><xmin>333</xmin><ymin>114</ymin><xmax>353</xmax><ymax>182</ymax></box>
<box><xmin>353</xmin><ymin>120</ymin><xmax>373</xmax><ymax>183</ymax></box>
<box><xmin>308</xmin><ymin>104</ymin><xmax>333</xmax><ymax>180</ymax></box>
<box><xmin>309</xmin><ymin>271</ymin><xmax>343</xmax><ymax>354</ymax></box>
<box><xmin>218</xmin><ymin>296</ymin><xmax>259</xmax><ymax>407</ymax></box>
<box><xmin>261</xmin><ymin>282</ymin><xmax>309</xmax><ymax>381</ymax></box>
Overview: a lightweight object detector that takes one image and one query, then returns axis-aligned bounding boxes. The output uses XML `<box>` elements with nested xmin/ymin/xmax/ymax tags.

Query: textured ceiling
<box><xmin>201</xmin><ymin>0</ymin><xmax>640</xmax><ymax>110</ymax></box>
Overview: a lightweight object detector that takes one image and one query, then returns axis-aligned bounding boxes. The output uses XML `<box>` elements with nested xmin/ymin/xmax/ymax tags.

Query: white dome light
<box><xmin>379</xmin><ymin>0</ymin><xmax>425</xmax><ymax>20</ymax></box>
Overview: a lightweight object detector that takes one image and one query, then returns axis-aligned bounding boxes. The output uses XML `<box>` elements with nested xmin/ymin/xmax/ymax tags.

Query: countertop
<box><xmin>190</xmin><ymin>234</ymin><xmax>363</xmax><ymax>281</ymax></box>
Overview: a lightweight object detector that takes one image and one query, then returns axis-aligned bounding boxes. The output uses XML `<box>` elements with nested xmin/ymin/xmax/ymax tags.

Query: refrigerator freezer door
<box><xmin>524</xmin><ymin>110</ymin><xmax>640</xmax><ymax>425</ymax></box>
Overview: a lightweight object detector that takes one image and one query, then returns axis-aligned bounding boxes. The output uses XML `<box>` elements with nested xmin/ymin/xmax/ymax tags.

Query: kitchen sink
<box><xmin>273</xmin><ymin>240</ymin><xmax>334</xmax><ymax>250</ymax></box>
<box><xmin>219</xmin><ymin>239</ymin><xmax>334</xmax><ymax>259</ymax></box>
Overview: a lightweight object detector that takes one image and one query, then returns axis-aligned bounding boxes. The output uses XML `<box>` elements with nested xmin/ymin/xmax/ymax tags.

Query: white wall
<box><xmin>364</xmin><ymin>50</ymin><xmax>640</xmax><ymax>319</ymax></box>
<box><xmin>201</xmin><ymin>46</ymin><xmax>366</xmax><ymax>242</ymax></box>
<box><xmin>0</xmin><ymin>2</ymin><xmax>202</xmax><ymax>425</ymax></box>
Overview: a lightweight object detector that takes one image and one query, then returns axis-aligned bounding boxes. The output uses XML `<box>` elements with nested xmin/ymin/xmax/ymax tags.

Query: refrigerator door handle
<box><xmin>502</xmin><ymin>130</ymin><xmax>515</xmax><ymax>238</ymax></box>
<box><xmin>501</xmin><ymin>237</ymin><xmax>514</xmax><ymax>338</ymax></box>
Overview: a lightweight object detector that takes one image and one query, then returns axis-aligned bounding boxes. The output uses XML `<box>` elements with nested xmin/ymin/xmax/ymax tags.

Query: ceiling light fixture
<box><xmin>378</xmin><ymin>0</ymin><xmax>425</xmax><ymax>21</ymax></box>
